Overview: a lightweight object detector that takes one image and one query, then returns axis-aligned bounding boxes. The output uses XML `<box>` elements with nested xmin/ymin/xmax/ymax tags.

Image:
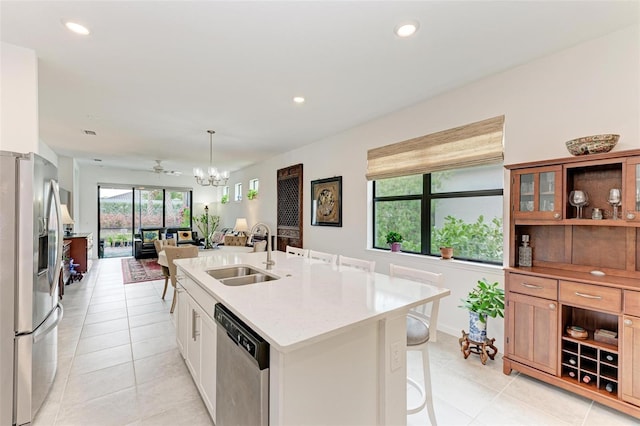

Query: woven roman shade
<box><xmin>366</xmin><ymin>115</ymin><xmax>504</xmax><ymax>180</ymax></box>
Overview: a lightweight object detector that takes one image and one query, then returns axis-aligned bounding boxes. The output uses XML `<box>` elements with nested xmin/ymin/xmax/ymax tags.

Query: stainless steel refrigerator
<box><xmin>0</xmin><ymin>151</ymin><xmax>64</xmax><ymax>425</ymax></box>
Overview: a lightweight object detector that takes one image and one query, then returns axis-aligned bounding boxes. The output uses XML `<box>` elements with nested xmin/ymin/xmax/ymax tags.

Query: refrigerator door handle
<box><xmin>48</xmin><ymin>179</ymin><xmax>63</xmax><ymax>295</ymax></box>
<box><xmin>32</xmin><ymin>304</ymin><xmax>63</xmax><ymax>344</ymax></box>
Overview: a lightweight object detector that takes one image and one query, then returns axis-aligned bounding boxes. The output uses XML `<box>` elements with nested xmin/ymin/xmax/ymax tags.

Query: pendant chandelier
<box><xmin>193</xmin><ymin>130</ymin><xmax>229</xmax><ymax>187</ymax></box>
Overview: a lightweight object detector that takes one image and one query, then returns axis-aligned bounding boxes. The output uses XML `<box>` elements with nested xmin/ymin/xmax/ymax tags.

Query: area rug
<box><xmin>121</xmin><ymin>258</ymin><xmax>164</xmax><ymax>284</ymax></box>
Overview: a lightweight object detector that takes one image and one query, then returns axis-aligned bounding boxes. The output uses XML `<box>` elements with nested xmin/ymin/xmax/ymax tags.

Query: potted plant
<box><xmin>247</xmin><ymin>189</ymin><xmax>258</xmax><ymax>200</ymax></box>
<box><xmin>194</xmin><ymin>211</ymin><xmax>221</xmax><ymax>249</ymax></box>
<box><xmin>432</xmin><ymin>215</ymin><xmax>463</xmax><ymax>259</ymax></box>
<box><xmin>385</xmin><ymin>231</ymin><xmax>404</xmax><ymax>252</ymax></box>
<box><xmin>220</xmin><ymin>194</ymin><xmax>229</xmax><ymax>204</ymax></box>
<box><xmin>459</xmin><ymin>279</ymin><xmax>505</xmax><ymax>342</ymax></box>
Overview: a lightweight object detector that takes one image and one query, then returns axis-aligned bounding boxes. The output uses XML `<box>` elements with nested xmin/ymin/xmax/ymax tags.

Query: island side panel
<box><xmin>269</xmin><ymin>315</ymin><xmax>407</xmax><ymax>426</ymax></box>
<box><xmin>378</xmin><ymin>313</ymin><xmax>408</xmax><ymax>425</ymax></box>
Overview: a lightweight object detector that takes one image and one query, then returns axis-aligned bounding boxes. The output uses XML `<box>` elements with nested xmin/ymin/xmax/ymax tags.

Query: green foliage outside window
<box><xmin>375</xmin><ymin>199</ymin><xmax>421</xmax><ymax>252</ymax></box>
<box><xmin>431</xmin><ymin>215</ymin><xmax>503</xmax><ymax>263</ymax></box>
<box><xmin>373</xmin><ymin>165</ymin><xmax>503</xmax><ymax>264</ymax></box>
<box><xmin>375</xmin><ymin>175</ymin><xmax>422</xmax><ymax>196</ymax></box>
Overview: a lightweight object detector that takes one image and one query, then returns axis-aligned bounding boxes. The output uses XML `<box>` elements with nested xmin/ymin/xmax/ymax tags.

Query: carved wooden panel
<box><xmin>277</xmin><ymin>164</ymin><xmax>303</xmax><ymax>252</ymax></box>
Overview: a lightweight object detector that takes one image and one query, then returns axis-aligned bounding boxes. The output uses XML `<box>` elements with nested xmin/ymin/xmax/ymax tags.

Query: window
<box><xmin>373</xmin><ymin>164</ymin><xmax>503</xmax><ymax>264</ymax></box>
<box><xmin>133</xmin><ymin>187</ymin><xmax>192</xmax><ymax>230</ymax></box>
<box><xmin>368</xmin><ymin>115</ymin><xmax>505</xmax><ymax>264</ymax></box>
<box><xmin>221</xmin><ymin>186</ymin><xmax>230</xmax><ymax>204</ymax></box>
<box><xmin>165</xmin><ymin>190</ymin><xmax>192</xmax><ymax>228</ymax></box>
<box><xmin>248</xmin><ymin>178</ymin><xmax>259</xmax><ymax>199</ymax></box>
<box><xmin>235</xmin><ymin>183</ymin><xmax>243</xmax><ymax>202</ymax></box>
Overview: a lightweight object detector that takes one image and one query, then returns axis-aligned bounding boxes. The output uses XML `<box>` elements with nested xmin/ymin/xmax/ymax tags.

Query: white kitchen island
<box><xmin>174</xmin><ymin>251</ymin><xmax>450</xmax><ymax>426</ymax></box>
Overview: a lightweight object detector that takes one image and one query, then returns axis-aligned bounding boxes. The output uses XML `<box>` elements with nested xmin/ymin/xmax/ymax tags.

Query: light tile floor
<box><xmin>34</xmin><ymin>258</ymin><xmax>638</xmax><ymax>425</ymax></box>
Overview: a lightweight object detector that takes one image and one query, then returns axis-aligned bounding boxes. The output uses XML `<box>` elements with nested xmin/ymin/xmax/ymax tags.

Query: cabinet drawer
<box><xmin>559</xmin><ymin>281</ymin><xmax>621</xmax><ymax>313</ymax></box>
<box><xmin>624</xmin><ymin>291</ymin><xmax>640</xmax><ymax>316</ymax></box>
<box><xmin>508</xmin><ymin>274</ymin><xmax>557</xmax><ymax>299</ymax></box>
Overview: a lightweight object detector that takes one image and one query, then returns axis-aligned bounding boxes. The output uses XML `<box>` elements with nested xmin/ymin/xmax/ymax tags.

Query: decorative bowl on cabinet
<box><xmin>565</xmin><ymin>134</ymin><xmax>619</xmax><ymax>156</ymax></box>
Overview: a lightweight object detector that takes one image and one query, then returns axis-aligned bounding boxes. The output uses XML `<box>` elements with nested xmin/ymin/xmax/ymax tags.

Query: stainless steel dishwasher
<box><xmin>214</xmin><ymin>303</ymin><xmax>269</xmax><ymax>426</ymax></box>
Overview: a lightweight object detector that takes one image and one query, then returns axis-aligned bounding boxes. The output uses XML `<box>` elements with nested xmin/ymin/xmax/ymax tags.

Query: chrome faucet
<box><xmin>252</xmin><ymin>222</ymin><xmax>275</xmax><ymax>270</ymax></box>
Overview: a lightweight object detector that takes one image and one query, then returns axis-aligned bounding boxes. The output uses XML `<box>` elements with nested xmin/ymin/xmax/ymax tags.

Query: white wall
<box><xmin>58</xmin><ymin>156</ymin><xmax>75</xmax><ymax>192</ymax></box>
<box><xmin>0</xmin><ymin>42</ymin><xmax>39</xmax><ymax>154</ymax></box>
<box><xmin>37</xmin><ymin>139</ymin><xmax>58</xmax><ymax>167</ymax></box>
<box><xmin>73</xmin><ymin>26</ymin><xmax>638</xmax><ymax>349</ymax></box>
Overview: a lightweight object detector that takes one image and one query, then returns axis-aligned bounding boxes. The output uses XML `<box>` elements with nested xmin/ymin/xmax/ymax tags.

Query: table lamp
<box><xmin>234</xmin><ymin>217</ymin><xmax>249</xmax><ymax>236</ymax></box>
<box><xmin>61</xmin><ymin>204</ymin><xmax>74</xmax><ymax>236</ymax></box>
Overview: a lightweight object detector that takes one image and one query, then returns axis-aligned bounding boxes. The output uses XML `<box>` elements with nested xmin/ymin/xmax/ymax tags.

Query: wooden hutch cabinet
<box><xmin>504</xmin><ymin>149</ymin><xmax>640</xmax><ymax>419</ymax></box>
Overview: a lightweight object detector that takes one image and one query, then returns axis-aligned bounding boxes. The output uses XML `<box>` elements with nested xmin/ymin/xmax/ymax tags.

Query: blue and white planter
<box><xmin>468</xmin><ymin>311</ymin><xmax>488</xmax><ymax>342</ymax></box>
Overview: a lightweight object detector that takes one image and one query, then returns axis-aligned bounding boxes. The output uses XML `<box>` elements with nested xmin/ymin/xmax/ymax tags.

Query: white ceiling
<box><xmin>1</xmin><ymin>1</ymin><xmax>638</xmax><ymax>175</ymax></box>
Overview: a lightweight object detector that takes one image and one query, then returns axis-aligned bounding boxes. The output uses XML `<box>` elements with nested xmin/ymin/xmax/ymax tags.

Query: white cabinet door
<box><xmin>199</xmin><ymin>312</ymin><xmax>217</xmax><ymax>422</ymax></box>
<box><xmin>175</xmin><ymin>285</ymin><xmax>189</xmax><ymax>358</ymax></box>
<box><xmin>175</xmin><ymin>278</ymin><xmax>218</xmax><ymax>423</ymax></box>
<box><xmin>185</xmin><ymin>297</ymin><xmax>202</xmax><ymax>379</ymax></box>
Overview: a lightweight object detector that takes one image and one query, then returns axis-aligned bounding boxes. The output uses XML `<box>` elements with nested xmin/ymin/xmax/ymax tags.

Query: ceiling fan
<box><xmin>151</xmin><ymin>160</ymin><xmax>182</xmax><ymax>176</ymax></box>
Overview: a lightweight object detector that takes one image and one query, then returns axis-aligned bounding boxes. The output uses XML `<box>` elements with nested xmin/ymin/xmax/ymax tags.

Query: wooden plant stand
<box><xmin>459</xmin><ymin>330</ymin><xmax>498</xmax><ymax>365</ymax></box>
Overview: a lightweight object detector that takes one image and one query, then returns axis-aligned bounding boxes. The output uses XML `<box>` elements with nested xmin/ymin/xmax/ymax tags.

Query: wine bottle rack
<box><xmin>561</xmin><ymin>337</ymin><xmax>618</xmax><ymax>397</ymax></box>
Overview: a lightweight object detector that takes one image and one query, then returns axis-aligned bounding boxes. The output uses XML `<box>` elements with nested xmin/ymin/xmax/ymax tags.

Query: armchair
<box><xmin>134</xmin><ymin>227</ymin><xmax>166</xmax><ymax>259</ymax></box>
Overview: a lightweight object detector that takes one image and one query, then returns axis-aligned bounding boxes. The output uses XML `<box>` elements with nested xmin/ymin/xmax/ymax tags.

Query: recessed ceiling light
<box><xmin>63</xmin><ymin>20</ymin><xmax>90</xmax><ymax>35</ymax></box>
<box><xmin>293</xmin><ymin>96</ymin><xmax>305</xmax><ymax>104</ymax></box>
<box><xmin>395</xmin><ymin>21</ymin><xmax>419</xmax><ymax>38</ymax></box>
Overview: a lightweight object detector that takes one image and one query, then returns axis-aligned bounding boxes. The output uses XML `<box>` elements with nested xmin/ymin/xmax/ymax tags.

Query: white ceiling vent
<box><xmin>83</xmin><ymin>130</ymin><xmax>97</xmax><ymax>135</ymax></box>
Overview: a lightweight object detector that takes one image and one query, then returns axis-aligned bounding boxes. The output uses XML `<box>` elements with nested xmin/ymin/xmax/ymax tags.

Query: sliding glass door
<box><xmin>98</xmin><ymin>187</ymin><xmax>134</xmax><ymax>258</ymax></box>
<box><xmin>98</xmin><ymin>185</ymin><xmax>192</xmax><ymax>258</ymax></box>
<box><xmin>134</xmin><ymin>188</ymin><xmax>163</xmax><ymax>230</ymax></box>
<box><xmin>165</xmin><ymin>190</ymin><xmax>192</xmax><ymax>227</ymax></box>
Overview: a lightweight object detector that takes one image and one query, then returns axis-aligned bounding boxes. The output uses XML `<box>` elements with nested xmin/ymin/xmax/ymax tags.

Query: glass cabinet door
<box><xmin>539</xmin><ymin>171</ymin><xmax>556</xmax><ymax>212</ymax></box>
<box><xmin>624</xmin><ymin>157</ymin><xmax>640</xmax><ymax>222</ymax></box>
<box><xmin>513</xmin><ymin>166</ymin><xmax>562</xmax><ymax>220</ymax></box>
<box><xmin>518</xmin><ymin>173</ymin><xmax>535</xmax><ymax>213</ymax></box>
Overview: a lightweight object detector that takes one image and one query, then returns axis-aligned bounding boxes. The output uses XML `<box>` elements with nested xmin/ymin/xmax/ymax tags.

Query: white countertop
<box><xmin>175</xmin><ymin>251</ymin><xmax>450</xmax><ymax>353</ymax></box>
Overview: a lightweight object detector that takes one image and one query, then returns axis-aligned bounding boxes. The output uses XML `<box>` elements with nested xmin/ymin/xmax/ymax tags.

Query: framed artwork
<box><xmin>311</xmin><ymin>176</ymin><xmax>342</xmax><ymax>227</ymax></box>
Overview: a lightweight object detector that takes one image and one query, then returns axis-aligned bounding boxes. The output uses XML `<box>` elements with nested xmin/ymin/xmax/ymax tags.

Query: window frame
<box><xmin>372</xmin><ymin>167</ymin><xmax>503</xmax><ymax>265</ymax></box>
<box><xmin>234</xmin><ymin>183</ymin><xmax>243</xmax><ymax>202</ymax></box>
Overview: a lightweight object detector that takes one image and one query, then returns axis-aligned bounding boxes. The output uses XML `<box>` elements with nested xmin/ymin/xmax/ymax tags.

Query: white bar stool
<box><xmin>389</xmin><ymin>264</ymin><xmax>444</xmax><ymax>425</ymax></box>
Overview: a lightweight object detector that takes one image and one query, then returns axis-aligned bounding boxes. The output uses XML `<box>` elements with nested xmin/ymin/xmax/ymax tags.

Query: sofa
<box><xmin>134</xmin><ymin>227</ymin><xmax>200</xmax><ymax>258</ymax></box>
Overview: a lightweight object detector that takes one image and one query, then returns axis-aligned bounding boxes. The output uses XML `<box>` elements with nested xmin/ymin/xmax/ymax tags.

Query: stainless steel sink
<box><xmin>206</xmin><ymin>265</ymin><xmax>279</xmax><ymax>286</ymax></box>
<box><xmin>219</xmin><ymin>273</ymin><xmax>278</xmax><ymax>286</ymax></box>
<box><xmin>206</xmin><ymin>266</ymin><xmax>262</xmax><ymax>280</ymax></box>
